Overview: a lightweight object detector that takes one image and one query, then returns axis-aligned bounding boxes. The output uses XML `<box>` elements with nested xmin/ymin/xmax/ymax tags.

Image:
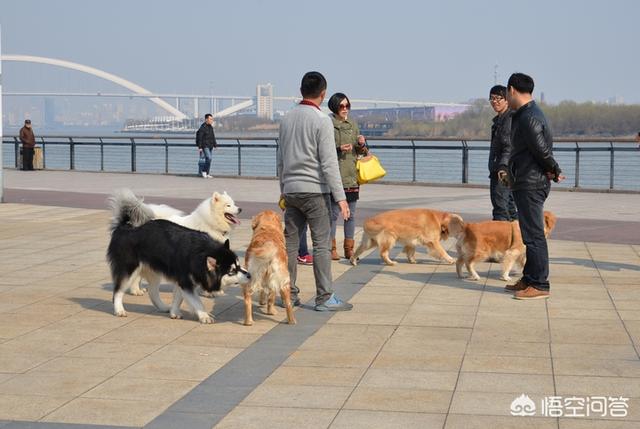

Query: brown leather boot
<box><xmin>504</xmin><ymin>278</ymin><xmax>529</xmax><ymax>292</ymax></box>
<box><xmin>331</xmin><ymin>239</ymin><xmax>340</xmax><ymax>260</ymax></box>
<box><xmin>343</xmin><ymin>238</ymin><xmax>355</xmax><ymax>259</ymax></box>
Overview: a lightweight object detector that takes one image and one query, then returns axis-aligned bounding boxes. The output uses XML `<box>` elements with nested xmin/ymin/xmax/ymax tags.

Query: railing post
<box><xmin>411</xmin><ymin>139</ymin><xmax>416</xmax><ymax>182</ymax></box>
<box><xmin>237</xmin><ymin>139</ymin><xmax>242</xmax><ymax>176</ymax></box>
<box><xmin>130</xmin><ymin>138</ymin><xmax>136</xmax><ymax>172</ymax></box>
<box><xmin>99</xmin><ymin>138</ymin><xmax>104</xmax><ymax>171</ymax></box>
<box><xmin>574</xmin><ymin>142</ymin><xmax>580</xmax><ymax>188</ymax></box>
<box><xmin>14</xmin><ymin>137</ymin><xmax>19</xmax><ymax>169</ymax></box>
<box><xmin>69</xmin><ymin>137</ymin><xmax>75</xmax><ymax>170</ymax></box>
<box><xmin>164</xmin><ymin>138</ymin><xmax>169</xmax><ymax>174</ymax></box>
<box><xmin>41</xmin><ymin>138</ymin><xmax>46</xmax><ymax>170</ymax></box>
<box><xmin>275</xmin><ymin>138</ymin><xmax>279</xmax><ymax>176</ymax></box>
<box><xmin>461</xmin><ymin>140</ymin><xmax>469</xmax><ymax>184</ymax></box>
<box><xmin>609</xmin><ymin>142</ymin><xmax>614</xmax><ymax>190</ymax></box>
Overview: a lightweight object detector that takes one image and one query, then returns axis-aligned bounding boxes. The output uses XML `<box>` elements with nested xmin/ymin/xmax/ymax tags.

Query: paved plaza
<box><xmin>0</xmin><ymin>170</ymin><xmax>639</xmax><ymax>429</ymax></box>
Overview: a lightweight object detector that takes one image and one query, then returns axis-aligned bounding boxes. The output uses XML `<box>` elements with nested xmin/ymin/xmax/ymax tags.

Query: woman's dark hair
<box><xmin>300</xmin><ymin>71</ymin><xmax>327</xmax><ymax>98</ymax></box>
<box><xmin>328</xmin><ymin>93</ymin><xmax>350</xmax><ymax>115</ymax></box>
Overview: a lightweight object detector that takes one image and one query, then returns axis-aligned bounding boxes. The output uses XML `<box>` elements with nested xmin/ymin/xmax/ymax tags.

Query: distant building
<box><xmin>351</xmin><ymin>106</ymin><xmax>435</xmax><ymax>122</ymax></box>
<box><xmin>256</xmin><ymin>83</ymin><xmax>274</xmax><ymax>120</ymax></box>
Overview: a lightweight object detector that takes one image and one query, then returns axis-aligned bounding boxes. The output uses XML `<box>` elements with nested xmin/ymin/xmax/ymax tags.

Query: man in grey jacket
<box><xmin>278</xmin><ymin>71</ymin><xmax>352</xmax><ymax>311</ymax></box>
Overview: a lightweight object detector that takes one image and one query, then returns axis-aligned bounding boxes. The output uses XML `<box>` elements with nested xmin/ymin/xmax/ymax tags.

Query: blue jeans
<box><xmin>198</xmin><ymin>147</ymin><xmax>212</xmax><ymax>175</ymax></box>
<box><xmin>513</xmin><ymin>187</ymin><xmax>550</xmax><ymax>291</ymax></box>
<box><xmin>490</xmin><ymin>176</ymin><xmax>518</xmax><ymax>221</ymax></box>
<box><xmin>330</xmin><ymin>200</ymin><xmax>357</xmax><ymax>240</ymax></box>
<box><xmin>298</xmin><ymin>224</ymin><xmax>309</xmax><ymax>257</ymax></box>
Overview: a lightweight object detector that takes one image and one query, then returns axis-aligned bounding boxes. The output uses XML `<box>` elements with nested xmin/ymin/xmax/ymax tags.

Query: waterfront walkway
<box><xmin>1</xmin><ymin>169</ymin><xmax>639</xmax><ymax>429</ymax></box>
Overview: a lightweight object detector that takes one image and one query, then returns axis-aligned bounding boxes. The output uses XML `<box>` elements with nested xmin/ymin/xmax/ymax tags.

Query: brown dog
<box><xmin>449</xmin><ymin>211</ymin><xmax>557</xmax><ymax>281</ymax></box>
<box><xmin>350</xmin><ymin>208</ymin><xmax>462</xmax><ymax>266</ymax></box>
<box><xmin>243</xmin><ymin>210</ymin><xmax>296</xmax><ymax>326</ymax></box>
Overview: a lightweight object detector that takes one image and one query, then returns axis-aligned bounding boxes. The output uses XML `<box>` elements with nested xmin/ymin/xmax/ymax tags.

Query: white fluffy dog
<box><xmin>112</xmin><ymin>189</ymin><xmax>243</xmax><ymax>297</ymax></box>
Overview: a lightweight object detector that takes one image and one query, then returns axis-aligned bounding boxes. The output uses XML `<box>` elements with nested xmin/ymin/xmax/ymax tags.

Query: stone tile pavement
<box><xmin>0</xmin><ymin>171</ymin><xmax>639</xmax><ymax>428</ymax></box>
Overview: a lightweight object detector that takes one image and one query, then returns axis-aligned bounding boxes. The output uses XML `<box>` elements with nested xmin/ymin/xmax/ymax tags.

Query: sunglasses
<box><xmin>339</xmin><ymin>103</ymin><xmax>351</xmax><ymax>110</ymax></box>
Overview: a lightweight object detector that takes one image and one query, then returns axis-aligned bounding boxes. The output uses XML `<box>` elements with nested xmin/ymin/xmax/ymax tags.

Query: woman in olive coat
<box><xmin>328</xmin><ymin>93</ymin><xmax>368</xmax><ymax>260</ymax></box>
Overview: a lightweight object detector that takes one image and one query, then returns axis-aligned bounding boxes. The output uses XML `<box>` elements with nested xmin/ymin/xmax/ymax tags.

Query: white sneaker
<box><xmin>206</xmin><ymin>173</ymin><xmax>213</xmax><ymax>178</ymax></box>
<box><xmin>201</xmin><ymin>172</ymin><xmax>207</xmax><ymax>178</ymax></box>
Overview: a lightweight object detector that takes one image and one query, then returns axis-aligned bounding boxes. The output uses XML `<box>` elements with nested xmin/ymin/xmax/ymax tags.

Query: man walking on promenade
<box><xmin>502</xmin><ymin>73</ymin><xmax>564</xmax><ymax>300</ymax></box>
<box><xmin>19</xmin><ymin>119</ymin><xmax>36</xmax><ymax>171</ymax></box>
<box><xmin>277</xmin><ymin>71</ymin><xmax>353</xmax><ymax>311</ymax></box>
<box><xmin>488</xmin><ymin>85</ymin><xmax>517</xmax><ymax>220</ymax></box>
<box><xmin>196</xmin><ymin>113</ymin><xmax>217</xmax><ymax>178</ymax></box>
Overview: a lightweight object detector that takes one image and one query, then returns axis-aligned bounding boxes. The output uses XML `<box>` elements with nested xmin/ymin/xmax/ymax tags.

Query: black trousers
<box><xmin>490</xmin><ymin>176</ymin><xmax>518</xmax><ymax>221</ymax></box>
<box><xmin>512</xmin><ymin>187</ymin><xmax>550</xmax><ymax>291</ymax></box>
<box><xmin>22</xmin><ymin>147</ymin><xmax>35</xmax><ymax>170</ymax></box>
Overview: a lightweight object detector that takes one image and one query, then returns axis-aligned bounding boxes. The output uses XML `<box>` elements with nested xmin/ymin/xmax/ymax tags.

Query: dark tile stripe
<box><xmin>144</xmin><ymin>256</ymin><xmax>392</xmax><ymax>429</ymax></box>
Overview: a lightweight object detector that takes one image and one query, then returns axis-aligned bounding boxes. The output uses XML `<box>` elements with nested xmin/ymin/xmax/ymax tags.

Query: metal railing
<box><xmin>3</xmin><ymin>134</ymin><xmax>639</xmax><ymax>191</ymax></box>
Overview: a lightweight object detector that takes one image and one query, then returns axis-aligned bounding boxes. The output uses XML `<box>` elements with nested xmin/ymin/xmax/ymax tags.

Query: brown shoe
<box><xmin>514</xmin><ymin>286</ymin><xmax>550</xmax><ymax>300</ymax></box>
<box><xmin>331</xmin><ymin>239</ymin><xmax>340</xmax><ymax>261</ymax></box>
<box><xmin>343</xmin><ymin>238</ymin><xmax>355</xmax><ymax>259</ymax></box>
<box><xmin>504</xmin><ymin>278</ymin><xmax>529</xmax><ymax>292</ymax></box>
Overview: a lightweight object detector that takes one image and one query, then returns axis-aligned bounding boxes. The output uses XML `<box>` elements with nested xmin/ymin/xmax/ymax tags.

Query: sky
<box><xmin>1</xmin><ymin>0</ymin><xmax>639</xmax><ymax>105</ymax></box>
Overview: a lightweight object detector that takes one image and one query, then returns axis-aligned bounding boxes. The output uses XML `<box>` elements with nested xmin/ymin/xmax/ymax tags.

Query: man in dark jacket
<box><xmin>19</xmin><ymin>119</ymin><xmax>36</xmax><ymax>171</ymax></box>
<box><xmin>488</xmin><ymin>85</ymin><xmax>517</xmax><ymax>220</ymax></box>
<box><xmin>501</xmin><ymin>73</ymin><xmax>564</xmax><ymax>300</ymax></box>
<box><xmin>196</xmin><ymin>113</ymin><xmax>217</xmax><ymax>178</ymax></box>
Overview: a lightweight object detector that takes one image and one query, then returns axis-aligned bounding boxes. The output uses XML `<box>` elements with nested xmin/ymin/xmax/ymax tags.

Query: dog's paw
<box><xmin>350</xmin><ymin>258</ymin><xmax>359</xmax><ymax>266</ymax></box>
<box><xmin>198</xmin><ymin>313</ymin><xmax>214</xmax><ymax>324</ymax></box>
<box><xmin>243</xmin><ymin>319</ymin><xmax>254</xmax><ymax>326</ymax></box>
<box><xmin>444</xmin><ymin>258</ymin><xmax>456</xmax><ymax>265</ymax></box>
<box><xmin>114</xmin><ymin>310</ymin><xmax>127</xmax><ymax>317</ymax></box>
<box><xmin>170</xmin><ymin>312</ymin><xmax>183</xmax><ymax>320</ymax></box>
<box><xmin>212</xmin><ymin>290</ymin><xmax>226</xmax><ymax>297</ymax></box>
<box><xmin>500</xmin><ymin>275</ymin><xmax>512</xmax><ymax>281</ymax></box>
<box><xmin>127</xmin><ymin>288</ymin><xmax>146</xmax><ymax>296</ymax></box>
<box><xmin>198</xmin><ymin>290</ymin><xmax>215</xmax><ymax>299</ymax></box>
<box><xmin>266</xmin><ymin>307</ymin><xmax>278</xmax><ymax>316</ymax></box>
<box><xmin>408</xmin><ymin>258</ymin><xmax>417</xmax><ymax>264</ymax></box>
<box><xmin>468</xmin><ymin>275</ymin><xmax>480</xmax><ymax>281</ymax></box>
<box><xmin>384</xmin><ymin>261</ymin><xmax>397</xmax><ymax>266</ymax></box>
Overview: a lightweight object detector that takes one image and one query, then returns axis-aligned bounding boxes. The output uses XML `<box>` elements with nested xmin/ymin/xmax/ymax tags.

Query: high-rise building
<box><xmin>256</xmin><ymin>83</ymin><xmax>273</xmax><ymax>120</ymax></box>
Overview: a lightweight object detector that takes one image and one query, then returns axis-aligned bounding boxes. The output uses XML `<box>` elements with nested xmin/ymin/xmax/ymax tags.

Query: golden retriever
<box><xmin>243</xmin><ymin>210</ymin><xmax>296</xmax><ymax>326</ymax></box>
<box><xmin>449</xmin><ymin>211</ymin><xmax>557</xmax><ymax>281</ymax></box>
<box><xmin>350</xmin><ymin>208</ymin><xmax>462</xmax><ymax>266</ymax></box>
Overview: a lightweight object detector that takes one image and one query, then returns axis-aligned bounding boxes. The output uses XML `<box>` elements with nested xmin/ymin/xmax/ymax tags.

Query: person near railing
<box><xmin>502</xmin><ymin>72</ymin><xmax>565</xmax><ymax>300</ymax></box>
<box><xmin>196</xmin><ymin>113</ymin><xmax>218</xmax><ymax>178</ymax></box>
<box><xmin>488</xmin><ymin>85</ymin><xmax>517</xmax><ymax>221</ymax></box>
<box><xmin>327</xmin><ymin>92</ymin><xmax>369</xmax><ymax>260</ymax></box>
<box><xmin>635</xmin><ymin>131</ymin><xmax>640</xmax><ymax>148</ymax></box>
<box><xmin>19</xmin><ymin>119</ymin><xmax>36</xmax><ymax>171</ymax></box>
<box><xmin>277</xmin><ymin>71</ymin><xmax>352</xmax><ymax>312</ymax></box>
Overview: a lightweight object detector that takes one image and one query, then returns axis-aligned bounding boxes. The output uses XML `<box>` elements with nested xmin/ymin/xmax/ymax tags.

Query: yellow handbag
<box><xmin>356</xmin><ymin>154</ymin><xmax>386</xmax><ymax>184</ymax></box>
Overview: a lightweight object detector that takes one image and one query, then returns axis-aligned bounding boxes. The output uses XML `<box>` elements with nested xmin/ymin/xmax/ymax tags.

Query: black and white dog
<box><xmin>107</xmin><ymin>196</ymin><xmax>249</xmax><ymax>323</ymax></box>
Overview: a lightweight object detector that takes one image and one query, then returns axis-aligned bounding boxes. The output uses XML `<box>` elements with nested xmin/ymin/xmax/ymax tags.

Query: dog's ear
<box><xmin>212</xmin><ymin>192</ymin><xmax>221</xmax><ymax>203</ymax></box>
<box><xmin>224</xmin><ymin>239</ymin><xmax>230</xmax><ymax>249</ymax></box>
<box><xmin>251</xmin><ymin>215</ymin><xmax>259</xmax><ymax>230</ymax></box>
<box><xmin>207</xmin><ymin>257</ymin><xmax>217</xmax><ymax>271</ymax></box>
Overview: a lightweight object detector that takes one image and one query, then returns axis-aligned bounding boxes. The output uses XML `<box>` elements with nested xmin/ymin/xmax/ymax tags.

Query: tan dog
<box><xmin>350</xmin><ymin>208</ymin><xmax>462</xmax><ymax>266</ymax></box>
<box><xmin>243</xmin><ymin>210</ymin><xmax>296</xmax><ymax>326</ymax></box>
<box><xmin>450</xmin><ymin>211</ymin><xmax>557</xmax><ymax>281</ymax></box>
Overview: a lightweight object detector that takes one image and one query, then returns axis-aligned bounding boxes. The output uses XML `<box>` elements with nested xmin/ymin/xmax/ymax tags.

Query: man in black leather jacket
<box><xmin>488</xmin><ymin>85</ymin><xmax>517</xmax><ymax>221</ymax></box>
<box><xmin>500</xmin><ymin>73</ymin><xmax>564</xmax><ymax>300</ymax></box>
<box><xmin>196</xmin><ymin>113</ymin><xmax>218</xmax><ymax>178</ymax></box>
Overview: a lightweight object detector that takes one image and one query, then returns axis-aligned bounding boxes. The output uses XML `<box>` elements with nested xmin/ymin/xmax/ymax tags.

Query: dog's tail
<box><xmin>108</xmin><ymin>188</ymin><xmax>155</xmax><ymax>232</ymax></box>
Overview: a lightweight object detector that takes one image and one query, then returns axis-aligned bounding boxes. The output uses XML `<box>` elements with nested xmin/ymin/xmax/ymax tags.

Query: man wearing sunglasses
<box><xmin>488</xmin><ymin>85</ymin><xmax>517</xmax><ymax>221</ymax></box>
